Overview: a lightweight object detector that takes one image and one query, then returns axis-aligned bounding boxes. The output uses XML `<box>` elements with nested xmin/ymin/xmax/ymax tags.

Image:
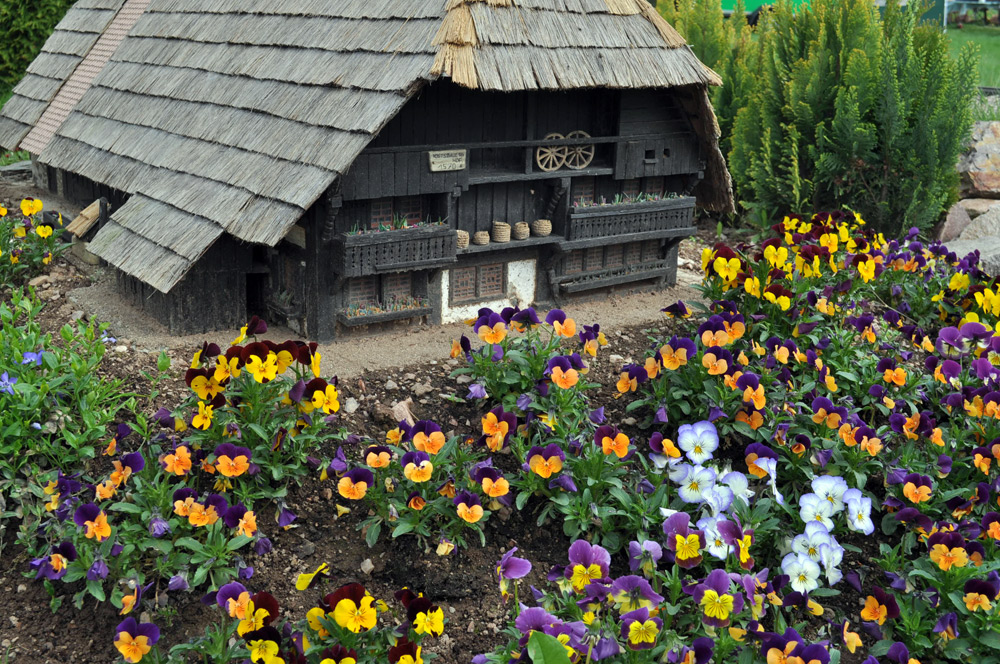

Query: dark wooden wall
<box><xmin>615</xmin><ymin>90</ymin><xmax>701</xmax><ymax>179</ymax></box>
<box><xmin>116</xmin><ymin>237</ymin><xmax>251</xmax><ymax>336</ymax></box>
<box><xmin>455</xmin><ymin>181</ymin><xmax>544</xmax><ymax>234</ymax></box>
<box><xmin>61</xmin><ymin>170</ymin><xmax>129</xmax><ymax>212</ymax></box>
<box><xmin>340</xmin><ymin>83</ymin><xmax>621</xmax><ymax>201</ymax></box>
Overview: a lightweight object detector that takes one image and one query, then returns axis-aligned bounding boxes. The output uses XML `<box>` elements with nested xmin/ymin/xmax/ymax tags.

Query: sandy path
<box><xmin>65</xmin><ymin>263</ymin><xmax>702</xmax><ymax>378</ymax></box>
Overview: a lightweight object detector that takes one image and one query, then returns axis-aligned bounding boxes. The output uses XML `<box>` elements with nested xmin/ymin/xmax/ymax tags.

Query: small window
<box><xmin>370</xmin><ymin>199</ymin><xmax>393</xmax><ymax>229</ymax></box>
<box><xmin>451</xmin><ymin>267</ymin><xmax>477</xmax><ymax>302</ymax></box>
<box><xmin>585</xmin><ymin>247</ymin><xmax>604</xmax><ymax>272</ymax></box>
<box><xmin>348</xmin><ymin>276</ymin><xmax>379</xmax><ymax>305</ymax></box>
<box><xmin>625</xmin><ymin>242</ymin><xmax>642</xmax><ymax>265</ymax></box>
<box><xmin>479</xmin><ymin>264</ymin><xmax>504</xmax><ymax>298</ymax></box>
<box><xmin>572</xmin><ymin>178</ymin><xmax>595</xmax><ymax>206</ymax></box>
<box><xmin>605</xmin><ymin>245</ymin><xmax>624</xmax><ymax>269</ymax></box>
<box><xmin>397</xmin><ymin>197</ymin><xmax>423</xmax><ymax>224</ymax></box>
<box><xmin>644</xmin><ymin>149</ymin><xmax>656</xmax><ymax>163</ymax></box>
<box><xmin>644</xmin><ymin>177</ymin><xmax>665</xmax><ymax>196</ymax></box>
<box><xmin>383</xmin><ymin>273</ymin><xmax>412</xmax><ymax>301</ymax></box>
<box><xmin>642</xmin><ymin>241</ymin><xmax>661</xmax><ymax>262</ymax></box>
<box><xmin>564</xmin><ymin>251</ymin><xmax>584</xmax><ymax>275</ymax></box>
<box><xmin>662</xmin><ymin>148</ymin><xmax>671</xmax><ymax>159</ymax></box>
<box><xmin>622</xmin><ymin>179</ymin><xmax>641</xmax><ymax>198</ymax></box>
<box><xmin>451</xmin><ymin>263</ymin><xmax>506</xmax><ymax>304</ymax></box>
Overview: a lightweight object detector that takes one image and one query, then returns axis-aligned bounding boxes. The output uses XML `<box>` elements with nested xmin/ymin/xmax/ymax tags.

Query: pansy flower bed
<box><xmin>6</xmin><ymin>199</ymin><xmax>1000</xmax><ymax>663</ymax></box>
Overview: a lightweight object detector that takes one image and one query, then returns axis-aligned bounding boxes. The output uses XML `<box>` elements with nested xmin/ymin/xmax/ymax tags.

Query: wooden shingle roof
<box><xmin>1</xmin><ymin>0</ymin><xmax>725</xmax><ymax>293</ymax></box>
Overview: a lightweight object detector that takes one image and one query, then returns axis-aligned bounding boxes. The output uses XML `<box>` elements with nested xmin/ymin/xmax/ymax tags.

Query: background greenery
<box><xmin>0</xmin><ymin>0</ymin><xmax>74</xmax><ymax>95</ymax></box>
<box><xmin>661</xmin><ymin>0</ymin><xmax>981</xmax><ymax>234</ymax></box>
<box><xmin>947</xmin><ymin>23</ymin><xmax>1000</xmax><ymax>87</ymax></box>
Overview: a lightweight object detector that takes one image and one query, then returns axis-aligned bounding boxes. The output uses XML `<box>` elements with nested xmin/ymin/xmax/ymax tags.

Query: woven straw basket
<box><xmin>472</xmin><ymin>231</ymin><xmax>490</xmax><ymax>245</ymax></box>
<box><xmin>531</xmin><ymin>219</ymin><xmax>552</xmax><ymax>237</ymax></box>
<box><xmin>512</xmin><ymin>222</ymin><xmax>530</xmax><ymax>240</ymax></box>
<box><xmin>456</xmin><ymin>229</ymin><xmax>469</xmax><ymax>249</ymax></box>
<box><xmin>492</xmin><ymin>221</ymin><xmax>511</xmax><ymax>243</ymax></box>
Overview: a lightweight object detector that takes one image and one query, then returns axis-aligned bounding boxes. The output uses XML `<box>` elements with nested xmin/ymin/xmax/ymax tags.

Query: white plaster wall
<box><xmin>440</xmin><ymin>259</ymin><xmax>537</xmax><ymax>323</ymax></box>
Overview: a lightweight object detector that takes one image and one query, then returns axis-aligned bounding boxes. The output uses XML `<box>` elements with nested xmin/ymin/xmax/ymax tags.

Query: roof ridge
<box><xmin>431</xmin><ymin>0</ymin><xmax>707</xmax><ymax>90</ymax></box>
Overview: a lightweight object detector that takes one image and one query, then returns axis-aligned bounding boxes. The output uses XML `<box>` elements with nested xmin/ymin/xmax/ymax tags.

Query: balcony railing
<box><xmin>333</xmin><ymin>225</ymin><xmax>457</xmax><ymax>278</ymax></box>
<box><xmin>566</xmin><ymin>196</ymin><xmax>696</xmax><ymax>242</ymax></box>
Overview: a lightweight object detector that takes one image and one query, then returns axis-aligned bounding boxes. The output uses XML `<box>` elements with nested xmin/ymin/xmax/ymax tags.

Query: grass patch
<box><xmin>947</xmin><ymin>23</ymin><xmax>1000</xmax><ymax>87</ymax></box>
<box><xmin>0</xmin><ymin>151</ymin><xmax>29</xmax><ymax>167</ymax></box>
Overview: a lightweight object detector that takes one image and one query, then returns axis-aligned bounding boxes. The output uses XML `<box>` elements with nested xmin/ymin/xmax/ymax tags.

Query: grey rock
<box><xmin>942</xmin><ymin>236</ymin><xmax>1000</xmax><ymax>275</ymax></box>
<box><xmin>297</xmin><ymin>541</ymin><xmax>316</xmax><ymax>558</ymax></box>
<box><xmin>343</xmin><ymin>397</ymin><xmax>359</xmax><ymax>414</ymax></box>
<box><xmin>958</xmin><ymin>198</ymin><xmax>1000</xmax><ymax>218</ymax></box>
<box><xmin>455</xmin><ymin>375</ymin><xmax>472</xmax><ymax>384</ymax></box>
<box><xmin>27</xmin><ymin>275</ymin><xmax>49</xmax><ymax>287</ymax></box>
<box><xmin>385</xmin><ymin>379</ymin><xmax>399</xmax><ymax>390</ymax></box>
<box><xmin>936</xmin><ymin>203</ymin><xmax>972</xmax><ymax>243</ymax></box>
<box><xmin>414</xmin><ymin>383</ymin><xmax>434</xmax><ymax>397</ymax></box>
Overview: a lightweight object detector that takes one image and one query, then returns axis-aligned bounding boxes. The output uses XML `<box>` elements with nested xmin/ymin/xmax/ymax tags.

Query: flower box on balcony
<box><xmin>566</xmin><ymin>196</ymin><xmax>696</xmax><ymax>242</ymax></box>
<box><xmin>334</xmin><ymin>225</ymin><xmax>458</xmax><ymax>278</ymax></box>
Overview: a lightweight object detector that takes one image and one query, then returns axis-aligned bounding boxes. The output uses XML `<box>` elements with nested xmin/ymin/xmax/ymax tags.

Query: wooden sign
<box><xmin>428</xmin><ymin>149</ymin><xmax>467</xmax><ymax>172</ymax></box>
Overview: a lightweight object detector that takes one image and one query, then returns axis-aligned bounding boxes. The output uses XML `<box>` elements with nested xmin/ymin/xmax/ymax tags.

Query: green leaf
<box><xmin>880</xmin><ymin>512</ymin><xmax>899</xmax><ymax>536</ymax></box>
<box><xmin>227</xmin><ymin>535</ymin><xmax>252</xmax><ymax>551</ymax></box>
<box><xmin>86</xmin><ymin>579</ymin><xmax>106</xmax><ymax>602</ymax></box>
<box><xmin>608</xmin><ymin>487</ymin><xmax>632</xmax><ymax>506</ymax></box>
<box><xmin>392</xmin><ymin>522</ymin><xmax>415</xmax><ymax>538</ymax></box>
<box><xmin>157</xmin><ymin>351</ymin><xmax>171</xmax><ymax>372</ymax></box>
<box><xmin>365</xmin><ymin>521</ymin><xmax>382</xmax><ymax>548</ymax></box>
<box><xmin>526</xmin><ymin>631</ymin><xmax>572</xmax><ymax>664</ymax></box>
<box><xmin>809</xmin><ymin>588</ymin><xmax>840</xmax><ymax>597</ymax></box>
<box><xmin>108</xmin><ymin>501</ymin><xmax>143</xmax><ymax>514</ymax></box>
<box><xmin>867</xmin><ymin>640</ymin><xmax>893</xmax><ymax>658</ymax></box>
<box><xmin>192</xmin><ymin>565</ymin><xmax>209</xmax><ymax>588</ymax></box>
<box><xmin>515</xmin><ymin>491</ymin><xmax>530</xmax><ymax>510</ymax></box>
<box><xmin>979</xmin><ymin>631</ymin><xmax>1000</xmax><ymax>649</ymax></box>
<box><xmin>175</xmin><ymin>537</ymin><xmax>206</xmax><ymax>554</ymax></box>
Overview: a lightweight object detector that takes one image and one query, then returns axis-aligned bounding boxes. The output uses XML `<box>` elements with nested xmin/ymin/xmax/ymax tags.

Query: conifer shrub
<box><xmin>661</xmin><ymin>0</ymin><xmax>980</xmax><ymax>235</ymax></box>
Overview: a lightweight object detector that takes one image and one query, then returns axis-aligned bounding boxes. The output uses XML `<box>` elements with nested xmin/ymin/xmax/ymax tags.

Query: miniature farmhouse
<box><xmin>0</xmin><ymin>0</ymin><xmax>732</xmax><ymax>339</ymax></box>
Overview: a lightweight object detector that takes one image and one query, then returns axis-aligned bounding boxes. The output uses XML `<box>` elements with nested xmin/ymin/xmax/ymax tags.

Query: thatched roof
<box><xmin>1</xmin><ymin>0</ymin><xmax>729</xmax><ymax>293</ymax></box>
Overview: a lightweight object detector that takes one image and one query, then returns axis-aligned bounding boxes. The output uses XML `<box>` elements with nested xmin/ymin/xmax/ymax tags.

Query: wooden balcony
<box><xmin>333</xmin><ymin>225</ymin><xmax>457</xmax><ymax>278</ymax></box>
<box><xmin>565</xmin><ymin>196</ymin><xmax>696</xmax><ymax>245</ymax></box>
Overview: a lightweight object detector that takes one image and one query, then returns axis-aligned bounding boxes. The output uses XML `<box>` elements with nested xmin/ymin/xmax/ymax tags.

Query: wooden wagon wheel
<box><xmin>564</xmin><ymin>130</ymin><xmax>595</xmax><ymax>170</ymax></box>
<box><xmin>535</xmin><ymin>132</ymin><xmax>567</xmax><ymax>172</ymax></box>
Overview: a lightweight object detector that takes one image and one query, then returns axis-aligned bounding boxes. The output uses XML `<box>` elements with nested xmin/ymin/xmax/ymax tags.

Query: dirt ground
<box><xmin>65</xmin><ymin>253</ymin><xmax>704</xmax><ymax>380</ymax></box>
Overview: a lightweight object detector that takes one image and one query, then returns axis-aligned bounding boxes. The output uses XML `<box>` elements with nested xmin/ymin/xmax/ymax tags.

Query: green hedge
<box><xmin>0</xmin><ymin>0</ymin><xmax>74</xmax><ymax>91</ymax></box>
<box><xmin>660</xmin><ymin>0</ymin><xmax>979</xmax><ymax>234</ymax></box>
